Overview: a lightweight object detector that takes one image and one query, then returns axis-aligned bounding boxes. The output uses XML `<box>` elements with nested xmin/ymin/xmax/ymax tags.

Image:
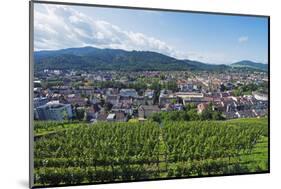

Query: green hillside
<box><xmin>33</xmin><ymin>118</ymin><xmax>268</xmax><ymax>187</ymax></box>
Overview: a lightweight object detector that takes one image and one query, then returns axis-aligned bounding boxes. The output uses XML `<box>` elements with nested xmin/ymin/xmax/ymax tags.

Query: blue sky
<box><xmin>34</xmin><ymin>3</ymin><xmax>268</xmax><ymax>64</ymax></box>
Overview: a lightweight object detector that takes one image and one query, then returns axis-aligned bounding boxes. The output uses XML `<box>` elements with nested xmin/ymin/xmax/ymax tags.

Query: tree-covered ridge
<box><xmin>231</xmin><ymin>60</ymin><xmax>268</xmax><ymax>71</ymax></box>
<box><xmin>34</xmin><ymin>47</ymin><xmax>267</xmax><ymax>72</ymax></box>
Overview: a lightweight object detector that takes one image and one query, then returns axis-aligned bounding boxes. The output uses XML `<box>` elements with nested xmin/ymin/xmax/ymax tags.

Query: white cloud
<box><xmin>34</xmin><ymin>4</ymin><xmax>241</xmax><ymax>64</ymax></box>
<box><xmin>34</xmin><ymin>4</ymin><xmax>178</xmax><ymax>58</ymax></box>
<box><xmin>238</xmin><ymin>36</ymin><xmax>249</xmax><ymax>43</ymax></box>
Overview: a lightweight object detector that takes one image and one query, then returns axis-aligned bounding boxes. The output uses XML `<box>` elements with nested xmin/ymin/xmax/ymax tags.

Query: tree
<box><xmin>187</xmin><ymin>109</ymin><xmax>200</xmax><ymax>121</ymax></box>
<box><xmin>104</xmin><ymin>102</ymin><xmax>113</xmax><ymax>112</ymax></box>
<box><xmin>220</xmin><ymin>84</ymin><xmax>226</xmax><ymax>92</ymax></box>
<box><xmin>212</xmin><ymin>111</ymin><xmax>224</xmax><ymax>120</ymax></box>
<box><xmin>75</xmin><ymin>107</ymin><xmax>85</xmax><ymax>121</ymax></box>
<box><xmin>171</xmin><ymin>99</ymin><xmax>177</xmax><ymax>104</ymax></box>
<box><xmin>62</xmin><ymin>109</ymin><xmax>69</xmax><ymax>120</ymax></box>
<box><xmin>166</xmin><ymin>80</ymin><xmax>178</xmax><ymax>92</ymax></box>
<box><xmin>150</xmin><ymin>82</ymin><xmax>161</xmax><ymax>91</ymax></box>
<box><xmin>150</xmin><ymin>113</ymin><xmax>162</xmax><ymax>123</ymax></box>
<box><xmin>185</xmin><ymin>103</ymin><xmax>197</xmax><ymax>111</ymax></box>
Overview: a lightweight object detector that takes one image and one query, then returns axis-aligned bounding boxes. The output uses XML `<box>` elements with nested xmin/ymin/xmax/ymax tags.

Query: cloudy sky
<box><xmin>34</xmin><ymin>3</ymin><xmax>268</xmax><ymax>64</ymax></box>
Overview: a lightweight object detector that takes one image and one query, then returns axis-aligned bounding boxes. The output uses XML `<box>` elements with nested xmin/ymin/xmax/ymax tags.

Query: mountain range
<box><xmin>34</xmin><ymin>46</ymin><xmax>268</xmax><ymax>72</ymax></box>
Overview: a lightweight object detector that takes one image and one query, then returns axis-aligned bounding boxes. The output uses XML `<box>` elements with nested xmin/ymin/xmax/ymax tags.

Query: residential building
<box><xmin>36</xmin><ymin>101</ymin><xmax>72</xmax><ymax>121</ymax></box>
<box><xmin>34</xmin><ymin>97</ymin><xmax>48</xmax><ymax>108</ymax></box>
<box><xmin>120</xmin><ymin>89</ymin><xmax>138</xmax><ymax>98</ymax></box>
<box><xmin>138</xmin><ymin>105</ymin><xmax>160</xmax><ymax>119</ymax></box>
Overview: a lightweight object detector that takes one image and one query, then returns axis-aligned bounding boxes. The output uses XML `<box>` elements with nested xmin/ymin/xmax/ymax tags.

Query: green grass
<box><xmin>34</xmin><ymin>121</ymin><xmax>85</xmax><ymax>137</ymax></box>
<box><xmin>239</xmin><ymin>136</ymin><xmax>268</xmax><ymax>172</ymax></box>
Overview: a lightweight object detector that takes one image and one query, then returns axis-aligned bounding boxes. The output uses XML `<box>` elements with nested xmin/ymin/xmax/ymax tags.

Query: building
<box><xmin>115</xmin><ymin>112</ymin><xmax>128</xmax><ymax>122</ymax></box>
<box><xmin>133</xmin><ymin>96</ymin><xmax>146</xmax><ymax>106</ymax></box>
<box><xmin>178</xmin><ymin>83</ymin><xmax>198</xmax><ymax>92</ymax></box>
<box><xmin>175</xmin><ymin>92</ymin><xmax>204</xmax><ymax>105</ymax></box>
<box><xmin>50</xmin><ymin>86</ymin><xmax>72</xmax><ymax>95</ymax></box>
<box><xmin>105</xmin><ymin>95</ymin><xmax>120</xmax><ymax>105</ymax></box>
<box><xmin>36</xmin><ymin>101</ymin><xmax>72</xmax><ymax>121</ymax></box>
<box><xmin>138</xmin><ymin>105</ymin><xmax>160</xmax><ymax>119</ymax></box>
<box><xmin>77</xmin><ymin>86</ymin><xmax>95</xmax><ymax>96</ymax></box>
<box><xmin>120</xmin><ymin>89</ymin><xmax>138</xmax><ymax>98</ymax></box>
<box><xmin>107</xmin><ymin>113</ymin><xmax>116</xmax><ymax>121</ymax></box>
<box><xmin>197</xmin><ymin>103</ymin><xmax>209</xmax><ymax>114</ymax></box>
<box><xmin>105</xmin><ymin>88</ymin><xmax>119</xmax><ymax>96</ymax></box>
<box><xmin>144</xmin><ymin>89</ymin><xmax>155</xmax><ymax>105</ymax></box>
<box><xmin>34</xmin><ymin>97</ymin><xmax>48</xmax><ymax>108</ymax></box>
<box><xmin>85</xmin><ymin>107</ymin><xmax>98</xmax><ymax>121</ymax></box>
<box><xmin>144</xmin><ymin>89</ymin><xmax>154</xmax><ymax>98</ymax></box>
<box><xmin>66</xmin><ymin>94</ymin><xmax>87</xmax><ymax>106</ymax></box>
<box><xmin>253</xmin><ymin>92</ymin><xmax>268</xmax><ymax>101</ymax></box>
<box><xmin>159</xmin><ymin>90</ymin><xmax>177</xmax><ymax>106</ymax></box>
<box><xmin>111</xmin><ymin>103</ymin><xmax>133</xmax><ymax>115</ymax></box>
<box><xmin>119</xmin><ymin>96</ymin><xmax>133</xmax><ymax>104</ymax></box>
<box><xmin>97</xmin><ymin>112</ymin><xmax>108</xmax><ymax>121</ymax></box>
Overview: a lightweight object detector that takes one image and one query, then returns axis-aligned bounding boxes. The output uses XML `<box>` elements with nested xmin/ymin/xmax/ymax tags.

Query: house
<box><xmin>159</xmin><ymin>96</ymin><xmax>177</xmax><ymax>106</ymax></box>
<box><xmin>105</xmin><ymin>88</ymin><xmax>119</xmax><ymax>96</ymax></box>
<box><xmin>159</xmin><ymin>90</ymin><xmax>177</xmax><ymax>106</ymax></box>
<box><xmin>107</xmin><ymin>113</ymin><xmax>116</xmax><ymax>121</ymax></box>
<box><xmin>253</xmin><ymin>92</ymin><xmax>268</xmax><ymax>101</ymax></box>
<box><xmin>115</xmin><ymin>111</ymin><xmax>128</xmax><ymax>122</ymax></box>
<box><xmin>33</xmin><ymin>87</ymin><xmax>43</xmax><ymax>97</ymax></box>
<box><xmin>138</xmin><ymin>105</ymin><xmax>160</xmax><ymax>119</ymax></box>
<box><xmin>161</xmin><ymin>104</ymin><xmax>173</xmax><ymax>112</ymax></box>
<box><xmin>111</xmin><ymin>103</ymin><xmax>133</xmax><ymax>115</ymax></box>
<box><xmin>77</xmin><ymin>86</ymin><xmax>95</xmax><ymax>96</ymax></box>
<box><xmin>197</xmin><ymin>103</ymin><xmax>209</xmax><ymax>113</ymax></box>
<box><xmin>253</xmin><ymin>108</ymin><xmax>268</xmax><ymax>117</ymax></box>
<box><xmin>90</xmin><ymin>97</ymin><xmax>101</xmax><ymax>105</ymax></box>
<box><xmin>220</xmin><ymin>92</ymin><xmax>232</xmax><ymax>98</ymax></box>
<box><xmin>105</xmin><ymin>95</ymin><xmax>120</xmax><ymax>105</ymax></box>
<box><xmin>236</xmin><ymin>110</ymin><xmax>257</xmax><ymax>118</ymax></box>
<box><xmin>144</xmin><ymin>89</ymin><xmax>154</xmax><ymax>98</ymax></box>
<box><xmin>66</xmin><ymin>94</ymin><xmax>87</xmax><ymax>107</ymax></box>
<box><xmin>171</xmin><ymin>104</ymin><xmax>184</xmax><ymax>111</ymax></box>
<box><xmin>220</xmin><ymin>98</ymin><xmax>237</xmax><ymax>112</ymax></box>
<box><xmin>34</xmin><ymin>97</ymin><xmax>48</xmax><ymax>108</ymax></box>
<box><xmin>224</xmin><ymin>111</ymin><xmax>239</xmax><ymax>119</ymax></box>
<box><xmin>36</xmin><ymin>101</ymin><xmax>73</xmax><ymax>121</ymax></box>
<box><xmin>85</xmin><ymin>107</ymin><xmax>98</xmax><ymax>121</ymax></box>
<box><xmin>178</xmin><ymin>83</ymin><xmax>198</xmax><ymax>92</ymax></box>
<box><xmin>133</xmin><ymin>96</ymin><xmax>146</xmax><ymax>106</ymax></box>
<box><xmin>97</xmin><ymin>112</ymin><xmax>109</xmax><ymax>121</ymax></box>
<box><xmin>50</xmin><ymin>86</ymin><xmax>72</xmax><ymax>95</ymax></box>
<box><xmin>120</xmin><ymin>89</ymin><xmax>138</xmax><ymax>98</ymax></box>
<box><xmin>144</xmin><ymin>89</ymin><xmax>154</xmax><ymax>105</ymax></box>
<box><xmin>119</xmin><ymin>96</ymin><xmax>133</xmax><ymax>104</ymax></box>
<box><xmin>175</xmin><ymin>92</ymin><xmax>204</xmax><ymax>105</ymax></box>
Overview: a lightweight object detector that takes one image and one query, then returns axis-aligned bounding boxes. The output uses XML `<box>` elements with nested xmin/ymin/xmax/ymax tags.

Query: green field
<box><xmin>33</xmin><ymin>118</ymin><xmax>268</xmax><ymax>187</ymax></box>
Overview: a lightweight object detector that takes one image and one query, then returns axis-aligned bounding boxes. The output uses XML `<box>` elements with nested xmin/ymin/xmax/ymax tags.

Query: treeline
<box><xmin>150</xmin><ymin>103</ymin><xmax>224</xmax><ymax>123</ymax></box>
<box><xmin>233</xmin><ymin>82</ymin><xmax>268</xmax><ymax>96</ymax></box>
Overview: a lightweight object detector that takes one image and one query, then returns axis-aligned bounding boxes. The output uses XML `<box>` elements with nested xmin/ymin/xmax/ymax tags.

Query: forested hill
<box><xmin>231</xmin><ymin>60</ymin><xmax>268</xmax><ymax>71</ymax></box>
<box><xmin>34</xmin><ymin>46</ymin><xmax>266</xmax><ymax>72</ymax></box>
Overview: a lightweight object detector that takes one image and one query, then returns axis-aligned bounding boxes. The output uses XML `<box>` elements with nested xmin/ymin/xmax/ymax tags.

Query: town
<box><xmin>33</xmin><ymin>69</ymin><xmax>268</xmax><ymax>122</ymax></box>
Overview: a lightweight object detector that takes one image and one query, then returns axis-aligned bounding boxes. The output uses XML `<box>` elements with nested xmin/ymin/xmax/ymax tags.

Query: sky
<box><xmin>34</xmin><ymin>3</ymin><xmax>268</xmax><ymax>64</ymax></box>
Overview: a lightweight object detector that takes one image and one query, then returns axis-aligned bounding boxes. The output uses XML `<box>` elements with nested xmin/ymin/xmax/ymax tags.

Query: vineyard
<box><xmin>33</xmin><ymin>118</ymin><xmax>268</xmax><ymax>187</ymax></box>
